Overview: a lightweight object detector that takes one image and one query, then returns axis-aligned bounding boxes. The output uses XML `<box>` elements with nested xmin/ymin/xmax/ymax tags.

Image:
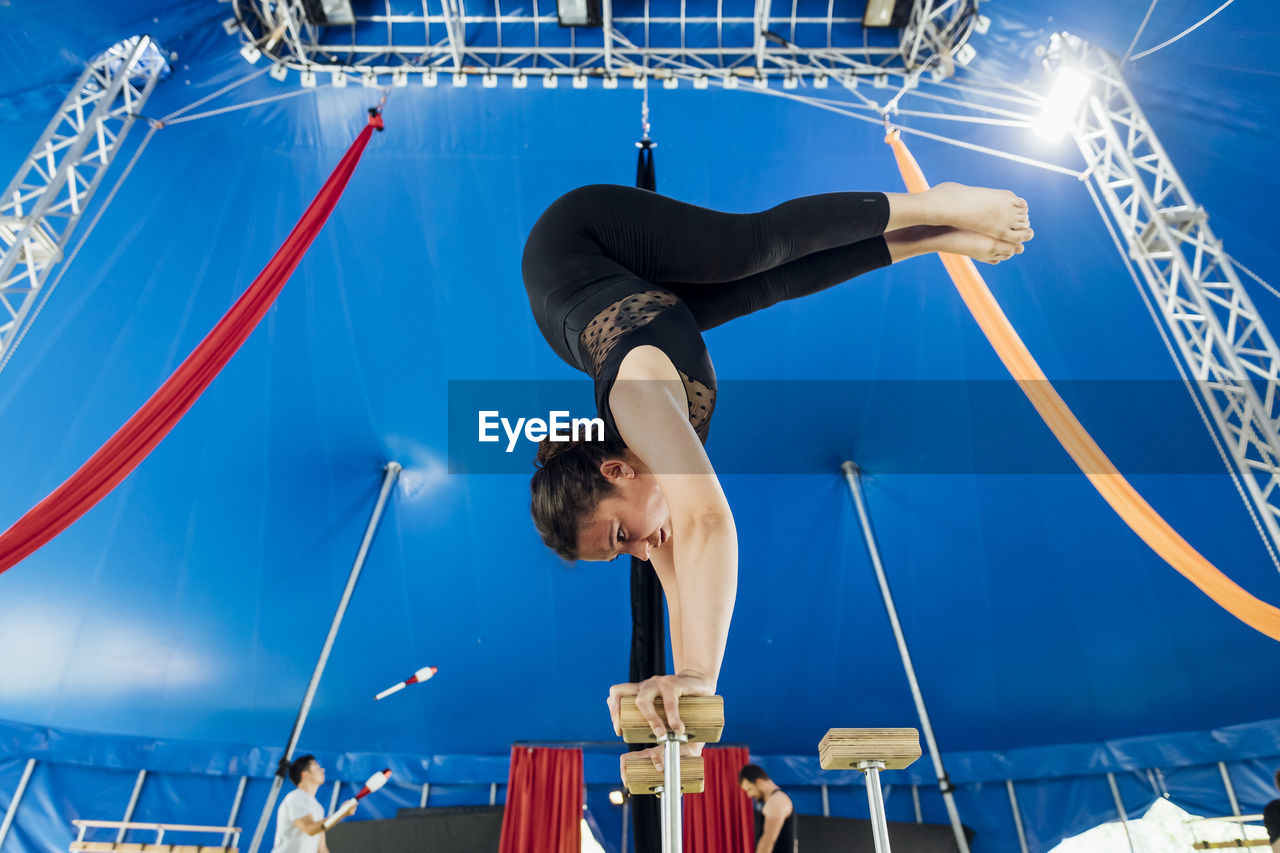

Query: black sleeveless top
<box><xmin>754</xmin><ymin>790</ymin><xmax>798</xmax><ymax>852</ymax></box>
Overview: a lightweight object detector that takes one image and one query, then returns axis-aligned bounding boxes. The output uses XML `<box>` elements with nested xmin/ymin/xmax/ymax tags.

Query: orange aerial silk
<box><xmin>885</xmin><ymin>128</ymin><xmax>1280</xmax><ymax>642</ymax></box>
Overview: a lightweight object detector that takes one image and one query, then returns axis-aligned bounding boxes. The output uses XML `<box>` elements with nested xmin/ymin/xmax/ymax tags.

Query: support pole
<box><xmin>1006</xmin><ymin>780</ymin><xmax>1029</xmax><ymax>853</ymax></box>
<box><xmin>859</xmin><ymin>760</ymin><xmax>892</xmax><ymax>853</ymax></box>
<box><xmin>620</xmin><ymin>793</ymin><xmax>629</xmax><ymax>853</ymax></box>
<box><xmin>0</xmin><ymin>758</ymin><xmax>36</xmax><ymax>849</ymax></box>
<box><xmin>246</xmin><ymin>461</ymin><xmax>402</xmax><ymax>853</ymax></box>
<box><xmin>659</xmin><ymin>731</ymin><xmax>686</xmax><ymax>852</ymax></box>
<box><xmin>841</xmin><ymin>462</ymin><xmax>970</xmax><ymax>853</ymax></box>
<box><xmin>222</xmin><ymin>776</ymin><xmax>247</xmax><ymax>849</ymax></box>
<box><xmin>1107</xmin><ymin>772</ymin><xmax>1136</xmax><ymax>853</ymax></box>
<box><xmin>117</xmin><ymin>771</ymin><xmax>146</xmax><ymax>844</ymax></box>
<box><xmin>1218</xmin><ymin>762</ymin><xmax>1241</xmax><ymax>817</ymax></box>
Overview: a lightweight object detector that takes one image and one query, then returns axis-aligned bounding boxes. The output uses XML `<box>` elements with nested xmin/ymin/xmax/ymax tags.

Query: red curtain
<box><xmin>499</xmin><ymin>746</ymin><xmax>583</xmax><ymax>853</ymax></box>
<box><xmin>0</xmin><ymin>116</ymin><xmax>381</xmax><ymax>576</ymax></box>
<box><xmin>684</xmin><ymin>746</ymin><xmax>754</xmax><ymax>853</ymax></box>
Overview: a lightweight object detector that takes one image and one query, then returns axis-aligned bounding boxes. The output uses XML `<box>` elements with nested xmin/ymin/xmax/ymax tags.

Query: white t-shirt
<box><xmin>271</xmin><ymin>788</ymin><xmax>324</xmax><ymax>853</ymax></box>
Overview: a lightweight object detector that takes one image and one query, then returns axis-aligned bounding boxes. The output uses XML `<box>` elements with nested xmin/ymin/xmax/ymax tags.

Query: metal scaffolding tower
<box><xmin>0</xmin><ymin>35</ymin><xmax>167</xmax><ymax>362</ymax></box>
<box><xmin>1060</xmin><ymin>33</ymin><xmax>1280</xmax><ymax>561</ymax></box>
<box><xmin>229</xmin><ymin>0</ymin><xmax>980</xmax><ymax>83</ymax></box>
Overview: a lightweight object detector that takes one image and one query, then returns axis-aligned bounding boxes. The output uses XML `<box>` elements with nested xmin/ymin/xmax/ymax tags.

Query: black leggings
<box><xmin>523</xmin><ymin>184</ymin><xmax>893</xmax><ymax>366</ymax></box>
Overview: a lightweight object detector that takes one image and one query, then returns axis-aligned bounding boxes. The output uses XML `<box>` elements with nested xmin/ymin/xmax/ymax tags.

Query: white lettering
<box><xmin>478</xmin><ymin>411</ymin><xmax>500</xmax><ymax>443</ymax></box>
<box><xmin>573</xmin><ymin>417</ymin><xmax>604</xmax><ymax>441</ymax></box>
<box><xmin>548</xmin><ymin>411</ymin><xmax>571</xmax><ymax>441</ymax></box>
<box><xmin>525</xmin><ymin>417</ymin><xmax>548</xmax><ymax>444</ymax></box>
<box><xmin>480</xmin><ymin>411</ymin><xmax>604</xmax><ymax>451</ymax></box>
<box><xmin>502</xmin><ymin>417</ymin><xmax>526</xmax><ymax>453</ymax></box>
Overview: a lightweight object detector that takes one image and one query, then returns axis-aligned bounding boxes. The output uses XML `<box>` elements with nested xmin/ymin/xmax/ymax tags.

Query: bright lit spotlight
<box><xmin>609</xmin><ymin>790</ymin><xmax>625</xmax><ymax>806</ymax></box>
<box><xmin>1034</xmin><ymin>67</ymin><xmax>1090</xmax><ymax>141</ymax></box>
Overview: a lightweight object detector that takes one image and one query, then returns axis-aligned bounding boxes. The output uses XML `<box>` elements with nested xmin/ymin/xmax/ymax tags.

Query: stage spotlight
<box><xmin>556</xmin><ymin>0</ymin><xmax>602</xmax><ymax>27</ymax></box>
<box><xmin>1034</xmin><ymin>67</ymin><xmax>1090</xmax><ymax>141</ymax></box>
<box><xmin>609</xmin><ymin>790</ymin><xmax>625</xmax><ymax>806</ymax></box>
<box><xmin>300</xmin><ymin>0</ymin><xmax>355</xmax><ymax>25</ymax></box>
<box><xmin>862</xmin><ymin>0</ymin><xmax>909</xmax><ymax>28</ymax></box>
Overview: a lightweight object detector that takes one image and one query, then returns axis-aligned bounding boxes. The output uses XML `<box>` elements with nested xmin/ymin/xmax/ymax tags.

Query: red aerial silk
<box><xmin>0</xmin><ymin>114</ymin><xmax>382</xmax><ymax>575</ymax></box>
<box><xmin>885</xmin><ymin>128</ymin><xmax>1280</xmax><ymax>642</ymax></box>
<box><xmin>684</xmin><ymin>746</ymin><xmax>754</xmax><ymax>853</ymax></box>
<box><xmin>498</xmin><ymin>746</ymin><xmax>583</xmax><ymax>853</ymax></box>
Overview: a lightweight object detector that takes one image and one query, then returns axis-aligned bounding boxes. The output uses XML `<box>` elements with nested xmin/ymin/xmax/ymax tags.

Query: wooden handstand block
<box><xmin>617</xmin><ymin>695</ymin><xmax>724</xmax><ymax>744</ymax></box>
<box><xmin>621</xmin><ymin>754</ymin><xmax>705</xmax><ymax>795</ymax></box>
<box><xmin>818</xmin><ymin>728</ymin><xmax>922</xmax><ymax>770</ymax></box>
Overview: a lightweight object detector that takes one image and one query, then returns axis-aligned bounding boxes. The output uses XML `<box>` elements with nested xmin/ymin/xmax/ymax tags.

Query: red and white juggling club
<box><xmin>374</xmin><ymin>665</ymin><xmax>438</xmax><ymax>700</ymax></box>
<box><xmin>323</xmin><ymin>768</ymin><xmax>392</xmax><ymax>829</ymax></box>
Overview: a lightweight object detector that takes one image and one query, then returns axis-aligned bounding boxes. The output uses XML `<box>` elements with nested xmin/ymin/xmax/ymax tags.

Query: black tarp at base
<box><xmin>328</xmin><ymin>805</ymin><xmax>505</xmax><ymax>852</ymax></box>
<box><xmin>795</xmin><ymin>813</ymin><xmax>976</xmax><ymax>852</ymax></box>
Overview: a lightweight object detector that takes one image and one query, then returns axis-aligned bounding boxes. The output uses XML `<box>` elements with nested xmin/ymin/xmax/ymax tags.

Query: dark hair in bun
<box><xmin>531</xmin><ymin>435</ymin><xmax>628</xmax><ymax>560</ymax></box>
<box><xmin>280</xmin><ymin>754</ymin><xmax>317</xmax><ymax>785</ymax></box>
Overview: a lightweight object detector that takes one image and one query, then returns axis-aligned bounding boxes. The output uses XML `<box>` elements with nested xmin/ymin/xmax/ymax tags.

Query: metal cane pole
<box><xmin>860</xmin><ymin>760</ymin><xmax>892</xmax><ymax>853</ymax></box>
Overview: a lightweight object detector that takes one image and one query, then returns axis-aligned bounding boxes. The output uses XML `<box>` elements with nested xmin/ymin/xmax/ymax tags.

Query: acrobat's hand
<box><xmin>621</xmin><ymin>740</ymin><xmax>704</xmax><ymax>779</ymax></box>
<box><xmin>322</xmin><ymin>799</ymin><xmax>358</xmax><ymax>830</ymax></box>
<box><xmin>607</xmin><ymin>670</ymin><xmax>714</xmax><ymax>740</ymax></box>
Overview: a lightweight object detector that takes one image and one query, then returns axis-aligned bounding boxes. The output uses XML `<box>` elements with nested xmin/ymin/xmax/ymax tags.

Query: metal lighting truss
<box><xmin>1061</xmin><ymin>34</ymin><xmax>1280</xmax><ymax>559</ymax></box>
<box><xmin>0</xmin><ymin>35</ymin><xmax>166</xmax><ymax>361</ymax></box>
<box><xmin>230</xmin><ymin>0</ymin><xmax>980</xmax><ymax>82</ymax></box>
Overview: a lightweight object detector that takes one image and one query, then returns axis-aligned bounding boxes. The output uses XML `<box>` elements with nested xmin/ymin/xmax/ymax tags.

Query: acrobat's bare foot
<box><xmin>885</xmin><ymin>225</ymin><xmax>1027</xmax><ymax>265</ymax></box>
<box><xmin>926</xmin><ymin>182</ymin><xmax>1032</xmax><ymax>245</ymax></box>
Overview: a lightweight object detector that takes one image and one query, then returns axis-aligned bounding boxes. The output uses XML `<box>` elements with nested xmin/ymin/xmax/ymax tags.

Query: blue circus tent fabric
<box><xmin>0</xmin><ymin>1</ymin><xmax>1278</xmax><ymax>851</ymax></box>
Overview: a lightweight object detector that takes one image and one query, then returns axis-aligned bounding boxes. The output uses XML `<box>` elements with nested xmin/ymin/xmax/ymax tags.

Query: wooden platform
<box><xmin>617</xmin><ymin>695</ymin><xmax>724</xmax><ymax>744</ymax></box>
<box><xmin>819</xmin><ymin>728</ymin><xmax>921</xmax><ymax>770</ymax></box>
<box><xmin>621</xmin><ymin>754</ymin><xmax>705</xmax><ymax>795</ymax></box>
<box><xmin>1192</xmin><ymin>841</ymin><xmax>1270</xmax><ymax>849</ymax></box>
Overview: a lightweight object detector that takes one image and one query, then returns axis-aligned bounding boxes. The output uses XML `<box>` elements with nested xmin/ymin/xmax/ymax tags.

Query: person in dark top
<box><xmin>522</xmin><ymin>183</ymin><xmax>1033</xmax><ymax>751</ymax></box>
<box><xmin>739</xmin><ymin>764</ymin><xmax>797</xmax><ymax>853</ymax></box>
<box><xmin>1265</xmin><ymin>768</ymin><xmax>1280</xmax><ymax>852</ymax></box>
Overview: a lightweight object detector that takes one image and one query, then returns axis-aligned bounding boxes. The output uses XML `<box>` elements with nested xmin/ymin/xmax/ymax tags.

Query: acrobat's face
<box><xmin>303</xmin><ymin>760</ymin><xmax>326</xmax><ymax>786</ymax></box>
<box><xmin>740</xmin><ymin>780</ymin><xmax>762</xmax><ymax>801</ymax></box>
<box><xmin>576</xmin><ymin>459</ymin><xmax>671</xmax><ymax>562</ymax></box>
